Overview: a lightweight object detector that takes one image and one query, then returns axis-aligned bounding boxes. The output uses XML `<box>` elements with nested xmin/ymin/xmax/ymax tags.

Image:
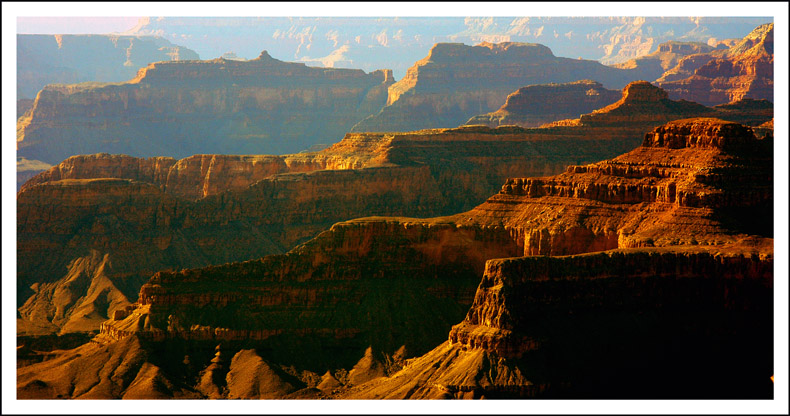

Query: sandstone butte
<box><xmin>16</xmin><ymin>50</ymin><xmax>395</xmax><ymax>165</ymax></box>
<box><xmin>18</xmin><ymin>116</ymin><xmax>773</xmax><ymax>399</ymax></box>
<box><xmin>656</xmin><ymin>23</ymin><xmax>774</xmax><ymax>106</ymax></box>
<box><xmin>16</xmin><ymin>34</ymin><xmax>200</xmax><ymax>100</ymax></box>
<box><xmin>354</xmin><ymin>23</ymin><xmax>772</xmax><ymax>134</ymax></box>
<box><xmin>464</xmin><ymin>80</ymin><xmax>622</xmax><ymax>128</ymax></box>
<box><xmin>350</xmin><ymin>41</ymin><xmax>648</xmax><ymax>133</ymax></box>
<box><xmin>16</xmin><ymin>81</ymin><xmax>772</xmax><ymax>337</ymax></box>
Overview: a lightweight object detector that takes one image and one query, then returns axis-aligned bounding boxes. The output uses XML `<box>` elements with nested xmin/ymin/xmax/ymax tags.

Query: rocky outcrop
<box><xmin>345</xmin><ymin>247</ymin><xmax>773</xmax><ymax>399</ymax></box>
<box><xmin>351</xmin><ymin>42</ymin><xmax>644</xmax><ymax>133</ymax></box>
<box><xmin>17</xmin><ymin>84</ymin><xmax>773</xmax><ymax>336</ymax></box>
<box><xmin>613</xmin><ymin>41</ymin><xmax>716</xmax><ymax>83</ymax></box>
<box><xmin>17</xmin><ymin>51</ymin><xmax>395</xmax><ymax>165</ymax></box>
<box><xmin>338</xmin><ymin>118</ymin><xmax>774</xmax><ymax>398</ymax></box>
<box><xmin>17</xmin><ymin>34</ymin><xmax>199</xmax><ymax>99</ymax></box>
<box><xmin>124</xmin><ymin>17</ymin><xmax>770</xmax><ymax>79</ymax></box>
<box><xmin>16</xmin><ymin>157</ymin><xmax>51</xmax><ymax>192</ymax></box>
<box><xmin>17</xmin><ymin>98</ymin><xmax>34</xmax><ymax>118</ymax></box>
<box><xmin>465</xmin><ymin>80</ymin><xmax>621</xmax><ymax>128</ymax></box>
<box><xmin>41</xmin><ymin>117</ymin><xmax>768</xmax><ymax>400</ymax></box>
<box><xmin>657</xmin><ymin>23</ymin><xmax>774</xmax><ymax>105</ymax></box>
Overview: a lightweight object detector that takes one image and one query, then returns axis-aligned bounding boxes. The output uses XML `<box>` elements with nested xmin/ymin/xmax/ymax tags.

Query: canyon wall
<box><xmin>124</xmin><ymin>17</ymin><xmax>768</xmax><ymax>77</ymax></box>
<box><xmin>465</xmin><ymin>80</ymin><xmax>621</xmax><ymax>128</ymax></box>
<box><xmin>17</xmin><ymin>122</ymin><xmax>629</xmax><ymax>336</ymax></box>
<box><xmin>657</xmin><ymin>23</ymin><xmax>773</xmax><ymax>105</ymax></box>
<box><xmin>345</xmin><ymin>248</ymin><xmax>773</xmax><ymax>399</ymax></box>
<box><xmin>17</xmin><ymin>51</ymin><xmax>395</xmax><ymax>165</ymax></box>
<box><xmin>350</xmin><ymin>42</ymin><xmax>645</xmax><ymax>133</ymax></box>
<box><xmin>17</xmin><ymin>34</ymin><xmax>199</xmax><ymax>99</ymax></box>
<box><xmin>21</xmin><ymin>117</ymin><xmax>768</xmax><ymax>399</ymax></box>
<box><xmin>17</xmin><ymin>83</ymin><xmax>772</xmax><ymax>337</ymax></box>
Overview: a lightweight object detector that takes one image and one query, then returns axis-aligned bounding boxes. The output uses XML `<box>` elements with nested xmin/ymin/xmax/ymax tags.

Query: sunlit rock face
<box><xmin>341</xmin><ymin>117</ymin><xmax>773</xmax><ymax>399</ymax></box>
<box><xmin>17</xmin><ymin>118</ymin><xmax>769</xmax><ymax>399</ymax></box>
<box><xmin>657</xmin><ymin>23</ymin><xmax>774</xmax><ymax>106</ymax></box>
<box><xmin>16</xmin><ymin>82</ymin><xmax>772</xmax><ymax>338</ymax></box>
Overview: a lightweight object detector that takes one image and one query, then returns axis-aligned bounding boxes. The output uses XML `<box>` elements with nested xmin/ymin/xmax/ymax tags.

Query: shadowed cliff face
<box><xmin>17</xmin><ymin>83</ymin><xmax>772</xmax><ymax>338</ymax></box>
<box><xmin>16</xmin><ymin>34</ymin><xmax>199</xmax><ymax>99</ymax></box>
<box><xmin>17</xmin><ymin>118</ymin><xmax>768</xmax><ymax>399</ymax></box>
<box><xmin>344</xmin><ymin>247</ymin><xmax>773</xmax><ymax>399</ymax></box>
<box><xmin>657</xmin><ymin>23</ymin><xmax>773</xmax><ymax>105</ymax></box>
<box><xmin>16</xmin><ymin>51</ymin><xmax>395</xmax><ymax>165</ymax></box>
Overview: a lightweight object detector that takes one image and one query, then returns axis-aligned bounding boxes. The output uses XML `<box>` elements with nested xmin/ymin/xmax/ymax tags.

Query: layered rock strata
<box><xmin>657</xmin><ymin>23</ymin><xmax>773</xmax><ymax>105</ymax></box>
<box><xmin>345</xmin><ymin>247</ymin><xmax>773</xmax><ymax>399</ymax></box>
<box><xmin>24</xmin><ymin>117</ymin><xmax>767</xmax><ymax>399</ymax></box>
<box><xmin>17</xmin><ymin>83</ymin><xmax>772</xmax><ymax>336</ymax></box>
<box><xmin>465</xmin><ymin>80</ymin><xmax>621</xmax><ymax>128</ymax></box>
<box><xmin>351</xmin><ymin>42</ymin><xmax>646</xmax><ymax>133</ymax></box>
<box><xmin>17</xmin><ymin>51</ymin><xmax>395</xmax><ymax>164</ymax></box>
<box><xmin>613</xmin><ymin>41</ymin><xmax>717</xmax><ymax>83</ymax></box>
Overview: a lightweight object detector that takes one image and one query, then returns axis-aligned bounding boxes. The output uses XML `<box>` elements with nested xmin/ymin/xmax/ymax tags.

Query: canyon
<box><xmin>17</xmin><ymin>51</ymin><xmax>395</xmax><ymax>165</ymax></box>
<box><xmin>350</xmin><ymin>41</ymin><xmax>644</xmax><ymax>133</ymax></box>
<box><xmin>657</xmin><ymin>23</ymin><xmax>774</xmax><ymax>105</ymax></box>
<box><xmin>124</xmin><ymin>17</ymin><xmax>767</xmax><ymax>77</ymax></box>
<box><xmin>18</xmin><ymin>117</ymin><xmax>774</xmax><ymax>399</ymax></box>
<box><xmin>464</xmin><ymin>80</ymin><xmax>621</xmax><ymax>128</ymax></box>
<box><xmin>356</xmin><ymin>23</ymin><xmax>773</xmax><ymax>134</ymax></box>
<box><xmin>17</xmin><ymin>81</ymin><xmax>771</xmax><ymax>337</ymax></box>
<box><xmin>17</xmin><ymin>34</ymin><xmax>199</xmax><ymax>100</ymax></box>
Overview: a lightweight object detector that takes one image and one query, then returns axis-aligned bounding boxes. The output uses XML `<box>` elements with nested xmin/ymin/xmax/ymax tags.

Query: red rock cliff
<box><xmin>657</xmin><ymin>23</ymin><xmax>773</xmax><ymax>105</ymax></box>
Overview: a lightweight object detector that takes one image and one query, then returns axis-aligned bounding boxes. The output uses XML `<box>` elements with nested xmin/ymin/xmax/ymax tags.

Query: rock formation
<box><xmin>17</xmin><ymin>83</ymin><xmax>772</xmax><ymax>337</ymax></box>
<box><xmin>16</xmin><ymin>157</ymin><xmax>51</xmax><ymax>191</ymax></box>
<box><xmin>613</xmin><ymin>41</ymin><xmax>717</xmax><ymax>83</ymax></box>
<box><xmin>344</xmin><ymin>248</ymin><xmax>773</xmax><ymax>399</ymax></box>
<box><xmin>16</xmin><ymin>51</ymin><xmax>395</xmax><ymax>165</ymax></box>
<box><xmin>350</xmin><ymin>42</ymin><xmax>645</xmax><ymax>133</ymax></box>
<box><xmin>17</xmin><ymin>34</ymin><xmax>199</xmax><ymax>99</ymax></box>
<box><xmin>657</xmin><ymin>23</ymin><xmax>773</xmax><ymax>105</ymax></box>
<box><xmin>341</xmin><ymin>118</ymin><xmax>774</xmax><ymax>399</ymax></box>
<box><xmin>18</xmin><ymin>117</ymin><xmax>771</xmax><ymax>399</ymax></box>
<box><xmin>465</xmin><ymin>80</ymin><xmax>621</xmax><ymax>128</ymax></box>
<box><xmin>124</xmin><ymin>17</ymin><xmax>768</xmax><ymax>79</ymax></box>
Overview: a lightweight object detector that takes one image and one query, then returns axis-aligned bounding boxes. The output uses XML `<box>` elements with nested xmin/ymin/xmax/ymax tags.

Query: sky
<box><xmin>3</xmin><ymin>2</ymin><xmax>790</xmax><ymax>415</ymax></box>
<box><xmin>16</xmin><ymin>16</ymin><xmax>142</xmax><ymax>34</ymax></box>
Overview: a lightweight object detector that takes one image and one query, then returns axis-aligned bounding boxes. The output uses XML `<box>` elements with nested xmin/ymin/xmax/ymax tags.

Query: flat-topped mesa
<box><xmin>18</xmin><ymin>51</ymin><xmax>396</xmax><ymax>164</ymax></box>
<box><xmin>641</xmin><ymin>118</ymin><xmax>757</xmax><ymax>151</ymax></box>
<box><xmin>473</xmin><ymin>41</ymin><xmax>555</xmax><ymax>59</ymax></box>
<box><xmin>499</xmin><ymin>118</ymin><xmax>769</xmax><ymax>209</ymax></box>
<box><xmin>576</xmin><ymin>81</ymin><xmax>714</xmax><ymax>126</ymax></box>
<box><xmin>449</xmin><ymin>249</ymin><xmax>772</xmax><ymax>359</ymax></box>
<box><xmin>353</xmin><ymin>41</ymin><xmax>639</xmax><ymax>133</ymax></box>
<box><xmin>343</xmin><ymin>243</ymin><xmax>773</xmax><ymax>399</ymax></box>
<box><xmin>19</xmin><ymin>154</ymin><xmax>176</xmax><ymax>194</ymax></box>
<box><xmin>19</xmin><ymin>97</ymin><xmax>773</xmax><ymax>336</ymax></box>
<box><xmin>465</xmin><ymin>80</ymin><xmax>621</xmax><ymax>128</ymax></box>
<box><xmin>657</xmin><ymin>41</ymin><xmax>715</xmax><ymax>55</ymax></box>
<box><xmin>130</xmin><ymin>49</ymin><xmax>388</xmax><ymax>86</ymax></box>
